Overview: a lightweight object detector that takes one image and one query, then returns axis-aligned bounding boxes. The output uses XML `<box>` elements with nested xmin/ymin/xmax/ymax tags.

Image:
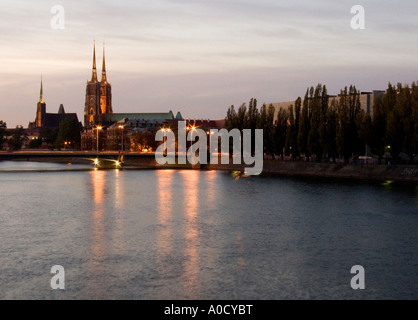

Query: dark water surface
<box><xmin>0</xmin><ymin>161</ymin><xmax>417</xmax><ymax>299</ymax></box>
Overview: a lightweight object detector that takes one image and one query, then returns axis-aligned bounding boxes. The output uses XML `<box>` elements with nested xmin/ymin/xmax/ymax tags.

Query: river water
<box><xmin>0</xmin><ymin>161</ymin><xmax>417</xmax><ymax>300</ymax></box>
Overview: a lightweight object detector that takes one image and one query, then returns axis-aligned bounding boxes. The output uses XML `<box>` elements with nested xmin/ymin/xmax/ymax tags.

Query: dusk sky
<box><xmin>1</xmin><ymin>0</ymin><xmax>418</xmax><ymax>127</ymax></box>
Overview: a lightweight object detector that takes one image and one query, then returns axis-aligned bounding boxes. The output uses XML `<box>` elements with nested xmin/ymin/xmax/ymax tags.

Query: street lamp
<box><xmin>118</xmin><ymin>125</ymin><xmax>124</xmax><ymax>152</ymax></box>
<box><xmin>96</xmin><ymin>126</ymin><xmax>102</xmax><ymax>152</ymax></box>
<box><xmin>189</xmin><ymin>125</ymin><xmax>196</xmax><ymax>146</ymax></box>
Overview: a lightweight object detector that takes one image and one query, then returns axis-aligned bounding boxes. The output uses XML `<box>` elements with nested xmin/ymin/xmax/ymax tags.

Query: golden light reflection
<box><xmin>114</xmin><ymin>169</ymin><xmax>124</xmax><ymax>209</ymax></box>
<box><xmin>112</xmin><ymin>169</ymin><xmax>127</xmax><ymax>257</ymax></box>
<box><xmin>205</xmin><ymin>170</ymin><xmax>217</xmax><ymax>210</ymax></box>
<box><xmin>156</xmin><ymin>170</ymin><xmax>174</xmax><ymax>258</ymax></box>
<box><xmin>235</xmin><ymin>233</ymin><xmax>247</xmax><ymax>267</ymax></box>
<box><xmin>88</xmin><ymin>170</ymin><xmax>106</xmax><ymax>296</ymax></box>
<box><xmin>92</xmin><ymin>170</ymin><xmax>106</xmax><ymax>205</ymax></box>
<box><xmin>182</xmin><ymin>170</ymin><xmax>200</xmax><ymax>293</ymax></box>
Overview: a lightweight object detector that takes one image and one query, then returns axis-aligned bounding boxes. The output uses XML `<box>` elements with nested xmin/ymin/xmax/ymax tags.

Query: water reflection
<box><xmin>182</xmin><ymin>170</ymin><xmax>200</xmax><ymax>295</ymax></box>
<box><xmin>89</xmin><ymin>170</ymin><xmax>106</xmax><ymax>296</ymax></box>
<box><xmin>112</xmin><ymin>170</ymin><xmax>126</xmax><ymax>258</ymax></box>
<box><xmin>156</xmin><ymin>170</ymin><xmax>174</xmax><ymax>261</ymax></box>
<box><xmin>205</xmin><ymin>171</ymin><xmax>217</xmax><ymax>210</ymax></box>
<box><xmin>114</xmin><ymin>169</ymin><xmax>124</xmax><ymax>209</ymax></box>
<box><xmin>171</xmin><ymin>170</ymin><xmax>199</xmax><ymax>297</ymax></box>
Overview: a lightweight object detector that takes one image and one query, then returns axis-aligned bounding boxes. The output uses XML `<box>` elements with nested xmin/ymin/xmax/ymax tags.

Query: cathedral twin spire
<box><xmin>91</xmin><ymin>41</ymin><xmax>107</xmax><ymax>83</ymax></box>
<box><xmin>39</xmin><ymin>76</ymin><xmax>44</xmax><ymax>103</ymax></box>
<box><xmin>84</xmin><ymin>41</ymin><xmax>113</xmax><ymax>126</ymax></box>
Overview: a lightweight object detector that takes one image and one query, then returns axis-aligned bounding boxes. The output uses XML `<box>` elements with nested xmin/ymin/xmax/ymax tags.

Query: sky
<box><xmin>1</xmin><ymin>0</ymin><xmax>418</xmax><ymax>127</ymax></box>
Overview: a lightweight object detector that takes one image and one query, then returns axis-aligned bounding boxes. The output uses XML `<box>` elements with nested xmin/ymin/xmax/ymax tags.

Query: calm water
<box><xmin>0</xmin><ymin>161</ymin><xmax>417</xmax><ymax>300</ymax></box>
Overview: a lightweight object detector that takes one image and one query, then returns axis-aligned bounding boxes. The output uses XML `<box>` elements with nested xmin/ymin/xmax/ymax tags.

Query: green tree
<box><xmin>224</xmin><ymin>105</ymin><xmax>238</xmax><ymax>130</ymax></box>
<box><xmin>258</xmin><ymin>104</ymin><xmax>271</xmax><ymax>155</ymax></box>
<box><xmin>29</xmin><ymin>138</ymin><xmax>43</xmax><ymax>149</ymax></box>
<box><xmin>323</xmin><ymin>100</ymin><xmax>338</xmax><ymax>160</ymax></box>
<box><xmin>318</xmin><ymin>84</ymin><xmax>329</xmax><ymax>158</ymax></box>
<box><xmin>131</xmin><ymin>131</ymin><xmax>157</xmax><ymax>151</ymax></box>
<box><xmin>246</xmin><ymin>98</ymin><xmax>259</xmax><ymax>155</ymax></box>
<box><xmin>384</xmin><ymin>83</ymin><xmax>403</xmax><ymax>160</ymax></box>
<box><xmin>411</xmin><ymin>83</ymin><xmax>418</xmax><ymax>159</ymax></box>
<box><xmin>236</xmin><ymin>103</ymin><xmax>247</xmax><ymax>131</ymax></box>
<box><xmin>0</xmin><ymin>120</ymin><xmax>6</xmax><ymax>149</ymax></box>
<box><xmin>371</xmin><ymin>95</ymin><xmax>387</xmax><ymax>162</ymax></box>
<box><xmin>293</xmin><ymin>97</ymin><xmax>302</xmax><ymax>157</ymax></box>
<box><xmin>297</xmin><ymin>89</ymin><xmax>311</xmax><ymax>157</ymax></box>
<box><xmin>336</xmin><ymin>86</ymin><xmax>362</xmax><ymax>161</ymax></box>
<box><xmin>55</xmin><ymin>118</ymin><xmax>83</xmax><ymax>149</ymax></box>
<box><xmin>397</xmin><ymin>84</ymin><xmax>414</xmax><ymax>162</ymax></box>
<box><xmin>356</xmin><ymin>110</ymin><xmax>373</xmax><ymax>155</ymax></box>
<box><xmin>285</xmin><ymin>105</ymin><xmax>297</xmax><ymax>157</ymax></box>
<box><xmin>8</xmin><ymin>126</ymin><xmax>27</xmax><ymax>150</ymax></box>
<box><xmin>265</xmin><ymin>104</ymin><xmax>276</xmax><ymax>156</ymax></box>
<box><xmin>274</xmin><ymin>108</ymin><xmax>289</xmax><ymax>157</ymax></box>
<box><xmin>40</xmin><ymin>127</ymin><xmax>58</xmax><ymax>149</ymax></box>
<box><xmin>308</xmin><ymin>84</ymin><xmax>325</xmax><ymax>160</ymax></box>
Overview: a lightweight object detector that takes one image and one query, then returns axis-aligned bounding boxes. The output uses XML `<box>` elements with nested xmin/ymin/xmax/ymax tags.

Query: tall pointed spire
<box><xmin>39</xmin><ymin>76</ymin><xmax>44</xmax><ymax>103</ymax></box>
<box><xmin>91</xmin><ymin>41</ymin><xmax>98</xmax><ymax>82</ymax></box>
<box><xmin>101</xmin><ymin>43</ymin><xmax>107</xmax><ymax>83</ymax></box>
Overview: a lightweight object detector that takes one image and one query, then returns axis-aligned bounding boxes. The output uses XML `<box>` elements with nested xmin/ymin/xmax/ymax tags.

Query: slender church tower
<box><xmin>99</xmin><ymin>45</ymin><xmax>112</xmax><ymax>115</ymax></box>
<box><xmin>35</xmin><ymin>77</ymin><xmax>46</xmax><ymax>127</ymax></box>
<box><xmin>84</xmin><ymin>42</ymin><xmax>112</xmax><ymax>127</ymax></box>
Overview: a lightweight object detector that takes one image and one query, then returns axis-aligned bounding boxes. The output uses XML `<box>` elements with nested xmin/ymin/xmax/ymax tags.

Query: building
<box><xmin>80</xmin><ymin>43</ymin><xmax>184</xmax><ymax>151</ymax></box>
<box><xmin>81</xmin><ymin>113</ymin><xmax>183</xmax><ymax>151</ymax></box>
<box><xmin>84</xmin><ymin>43</ymin><xmax>112</xmax><ymax>127</ymax></box>
<box><xmin>28</xmin><ymin>78</ymin><xmax>79</xmax><ymax>130</ymax></box>
<box><xmin>268</xmin><ymin>90</ymin><xmax>385</xmax><ymax>121</ymax></box>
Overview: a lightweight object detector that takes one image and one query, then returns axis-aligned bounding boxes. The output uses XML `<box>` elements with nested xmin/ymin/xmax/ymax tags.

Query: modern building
<box><xmin>268</xmin><ymin>90</ymin><xmax>385</xmax><ymax>121</ymax></box>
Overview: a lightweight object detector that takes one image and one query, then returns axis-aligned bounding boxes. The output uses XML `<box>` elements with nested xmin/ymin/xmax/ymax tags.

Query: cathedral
<box><xmin>84</xmin><ymin>43</ymin><xmax>112</xmax><ymax>127</ymax></box>
<box><xmin>80</xmin><ymin>42</ymin><xmax>184</xmax><ymax>151</ymax></box>
<box><xmin>28</xmin><ymin>77</ymin><xmax>79</xmax><ymax>130</ymax></box>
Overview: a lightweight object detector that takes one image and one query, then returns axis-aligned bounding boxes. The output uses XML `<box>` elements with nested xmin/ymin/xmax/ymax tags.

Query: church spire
<box><xmin>101</xmin><ymin>43</ymin><xmax>107</xmax><ymax>83</ymax></box>
<box><xmin>91</xmin><ymin>41</ymin><xmax>98</xmax><ymax>82</ymax></box>
<box><xmin>39</xmin><ymin>76</ymin><xmax>44</xmax><ymax>103</ymax></box>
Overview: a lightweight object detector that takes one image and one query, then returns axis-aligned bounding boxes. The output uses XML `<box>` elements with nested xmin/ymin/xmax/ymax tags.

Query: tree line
<box><xmin>0</xmin><ymin>118</ymin><xmax>82</xmax><ymax>150</ymax></box>
<box><xmin>224</xmin><ymin>82</ymin><xmax>418</xmax><ymax>163</ymax></box>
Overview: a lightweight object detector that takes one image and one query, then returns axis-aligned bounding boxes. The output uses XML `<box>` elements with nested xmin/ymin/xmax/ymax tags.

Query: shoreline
<box><xmin>1</xmin><ymin>151</ymin><xmax>418</xmax><ymax>182</ymax></box>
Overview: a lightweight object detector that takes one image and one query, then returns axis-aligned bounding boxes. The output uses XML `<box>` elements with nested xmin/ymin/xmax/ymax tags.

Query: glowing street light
<box><xmin>189</xmin><ymin>125</ymin><xmax>196</xmax><ymax>148</ymax></box>
<box><xmin>96</xmin><ymin>126</ymin><xmax>102</xmax><ymax>152</ymax></box>
<box><xmin>118</xmin><ymin>125</ymin><xmax>124</xmax><ymax>152</ymax></box>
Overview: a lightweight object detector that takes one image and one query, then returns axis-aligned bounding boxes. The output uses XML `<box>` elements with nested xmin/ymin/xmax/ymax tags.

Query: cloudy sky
<box><xmin>1</xmin><ymin>0</ymin><xmax>418</xmax><ymax>127</ymax></box>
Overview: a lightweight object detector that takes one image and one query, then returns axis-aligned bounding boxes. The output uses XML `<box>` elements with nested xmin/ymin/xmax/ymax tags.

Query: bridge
<box><xmin>0</xmin><ymin>151</ymin><xmax>156</xmax><ymax>166</ymax></box>
<box><xmin>0</xmin><ymin>151</ymin><xmax>247</xmax><ymax>172</ymax></box>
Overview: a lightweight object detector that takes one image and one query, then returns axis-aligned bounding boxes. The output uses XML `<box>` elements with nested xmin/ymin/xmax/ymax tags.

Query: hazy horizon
<box><xmin>1</xmin><ymin>0</ymin><xmax>418</xmax><ymax>127</ymax></box>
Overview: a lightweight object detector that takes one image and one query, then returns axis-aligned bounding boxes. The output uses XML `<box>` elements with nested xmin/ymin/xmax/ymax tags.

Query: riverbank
<box><xmin>1</xmin><ymin>151</ymin><xmax>418</xmax><ymax>182</ymax></box>
<box><xmin>259</xmin><ymin>160</ymin><xmax>418</xmax><ymax>182</ymax></box>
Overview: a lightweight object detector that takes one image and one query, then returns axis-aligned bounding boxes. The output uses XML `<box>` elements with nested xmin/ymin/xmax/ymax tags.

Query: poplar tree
<box><xmin>385</xmin><ymin>83</ymin><xmax>403</xmax><ymax>160</ymax></box>
<box><xmin>274</xmin><ymin>108</ymin><xmax>288</xmax><ymax>157</ymax></box>
<box><xmin>0</xmin><ymin>120</ymin><xmax>6</xmax><ymax>149</ymax></box>
<box><xmin>297</xmin><ymin>89</ymin><xmax>310</xmax><ymax>157</ymax></box>
<box><xmin>398</xmin><ymin>84</ymin><xmax>414</xmax><ymax>162</ymax></box>
<box><xmin>411</xmin><ymin>83</ymin><xmax>418</xmax><ymax>161</ymax></box>
<box><xmin>308</xmin><ymin>84</ymin><xmax>323</xmax><ymax>159</ymax></box>
<box><xmin>324</xmin><ymin>100</ymin><xmax>338</xmax><ymax>160</ymax></box>
<box><xmin>285</xmin><ymin>105</ymin><xmax>296</xmax><ymax>156</ymax></box>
